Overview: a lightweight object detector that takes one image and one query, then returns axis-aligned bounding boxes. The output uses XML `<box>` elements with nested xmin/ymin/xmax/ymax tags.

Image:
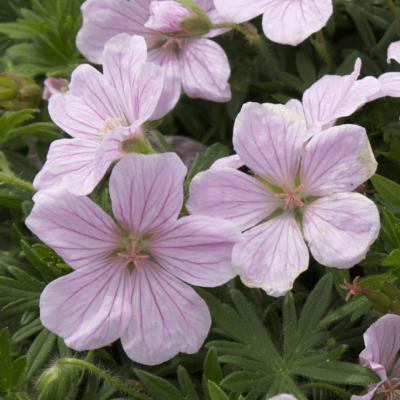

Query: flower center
<box><xmin>162</xmin><ymin>37</ymin><xmax>183</xmax><ymax>49</ymax></box>
<box><xmin>376</xmin><ymin>378</ymin><xmax>400</xmax><ymax>399</ymax></box>
<box><xmin>275</xmin><ymin>183</ymin><xmax>304</xmax><ymax>210</ymax></box>
<box><xmin>118</xmin><ymin>242</ymin><xmax>149</xmax><ymax>270</ymax></box>
<box><xmin>98</xmin><ymin>117</ymin><xmax>122</xmax><ymax>140</ymax></box>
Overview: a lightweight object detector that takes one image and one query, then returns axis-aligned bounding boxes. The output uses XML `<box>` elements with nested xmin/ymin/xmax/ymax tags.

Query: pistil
<box><xmin>376</xmin><ymin>378</ymin><xmax>400</xmax><ymax>400</ymax></box>
<box><xmin>275</xmin><ymin>183</ymin><xmax>304</xmax><ymax>210</ymax></box>
<box><xmin>162</xmin><ymin>38</ymin><xmax>183</xmax><ymax>49</ymax></box>
<box><xmin>118</xmin><ymin>242</ymin><xmax>149</xmax><ymax>270</ymax></box>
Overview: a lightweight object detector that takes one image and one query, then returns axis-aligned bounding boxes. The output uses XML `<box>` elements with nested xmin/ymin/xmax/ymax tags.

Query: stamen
<box><xmin>340</xmin><ymin>276</ymin><xmax>362</xmax><ymax>301</ymax></box>
<box><xmin>118</xmin><ymin>242</ymin><xmax>149</xmax><ymax>270</ymax></box>
<box><xmin>162</xmin><ymin>38</ymin><xmax>183</xmax><ymax>49</ymax></box>
<box><xmin>376</xmin><ymin>378</ymin><xmax>400</xmax><ymax>399</ymax></box>
<box><xmin>275</xmin><ymin>183</ymin><xmax>304</xmax><ymax>210</ymax></box>
<box><xmin>98</xmin><ymin>117</ymin><xmax>122</xmax><ymax>140</ymax></box>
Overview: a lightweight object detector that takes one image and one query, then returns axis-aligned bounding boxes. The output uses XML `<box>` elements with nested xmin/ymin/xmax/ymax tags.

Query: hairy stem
<box><xmin>300</xmin><ymin>382</ymin><xmax>352</xmax><ymax>398</ymax></box>
<box><xmin>386</xmin><ymin>0</ymin><xmax>400</xmax><ymax>25</ymax></box>
<box><xmin>0</xmin><ymin>172</ymin><xmax>36</xmax><ymax>193</ymax></box>
<box><xmin>310</xmin><ymin>30</ymin><xmax>333</xmax><ymax>72</ymax></box>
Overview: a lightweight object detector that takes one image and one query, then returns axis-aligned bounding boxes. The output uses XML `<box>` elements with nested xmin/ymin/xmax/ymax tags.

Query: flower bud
<box><xmin>0</xmin><ymin>73</ymin><xmax>42</xmax><ymax>111</ymax></box>
<box><xmin>144</xmin><ymin>0</ymin><xmax>211</xmax><ymax>38</ymax></box>
<box><xmin>43</xmin><ymin>77</ymin><xmax>69</xmax><ymax>101</ymax></box>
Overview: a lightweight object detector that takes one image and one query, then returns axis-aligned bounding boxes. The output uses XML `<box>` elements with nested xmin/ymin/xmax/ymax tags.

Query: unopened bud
<box><xmin>0</xmin><ymin>73</ymin><xmax>41</xmax><ymax>110</ymax></box>
<box><xmin>43</xmin><ymin>77</ymin><xmax>69</xmax><ymax>101</ymax></box>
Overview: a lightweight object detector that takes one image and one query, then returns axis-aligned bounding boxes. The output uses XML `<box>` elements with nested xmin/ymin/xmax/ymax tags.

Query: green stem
<box><xmin>0</xmin><ymin>172</ymin><xmax>36</xmax><ymax>193</ymax></box>
<box><xmin>300</xmin><ymin>382</ymin><xmax>352</xmax><ymax>398</ymax></box>
<box><xmin>212</xmin><ymin>22</ymin><xmax>279</xmax><ymax>79</ymax></box>
<box><xmin>57</xmin><ymin>359</ymin><xmax>150</xmax><ymax>400</ymax></box>
<box><xmin>309</xmin><ymin>30</ymin><xmax>333</xmax><ymax>72</ymax></box>
<box><xmin>386</xmin><ymin>0</ymin><xmax>400</xmax><ymax>25</ymax></box>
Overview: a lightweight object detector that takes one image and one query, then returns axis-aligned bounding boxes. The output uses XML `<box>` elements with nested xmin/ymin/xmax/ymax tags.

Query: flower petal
<box><xmin>285</xmin><ymin>98</ymin><xmax>306</xmax><ymax>120</ymax></box>
<box><xmin>377</xmin><ymin>72</ymin><xmax>400</xmax><ymax>98</ymax></box>
<box><xmin>261</xmin><ymin>0</ymin><xmax>333</xmax><ymax>46</ymax></box>
<box><xmin>387</xmin><ymin>40</ymin><xmax>400</xmax><ymax>64</ymax></box>
<box><xmin>109</xmin><ymin>153</ymin><xmax>187</xmax><ymax>237</ymax></box>
<box><xmin>213</xmin><ymin>0</ymin><xmax>268</xmax><ymax>23</ymax></box>
<box><xmin>76</xmin><ymin>0</ymin><xmax>160</xmax><ymax>64</ymax></box>
<box><xmin>232</xmin><ymin>213</ymin><xmax>309</xmax><ymax>297</ymax></box>
<box><xmin>33</xmin><ymin>138</ymin><xmax>98</xmax><ymax>195</ymax></box>
<box><xmin>210</xmin><ymin>154</ymin><xmax>244</xmax><ymax>169</ymax></box>
<box><xmin>147</xmin><ymin>47</ymin><xmax>181</xmax><ymax>119</ymax></box>
<box><xmin>40</xmin><ymin>258</ymin><xmax>132</xmax><ymax>350</ymax></box>
<box><xmin>25</xmin><ymin>186</ymin><xmax>123</xmax><ymax>270</ymax></box>
<box><xmin>303</xmin><ymin>193</ymin><xmax>380</xmax><ymax>268</ymax></box>
<box><xmin>179</xmin><ymin>38</ymin><xmax>231</xmax><ymax>102</ymax></box>
<box><xmin>302</xmin><ymin>59</ymin><xmax>381</xmax><ymax>127</ymax></box>
<box><xmin>233</xmin><ymin>103</ymin><xmax>311</xmax><ymax>187</ymax></box>
<box><xmin>300</xmin><ymin>124</ymin><xmax>377</xmax><ymax>196</ymax></box>
<box><xmin>148</xmin><ymin>215</ymin><xmax>240</xmax><ymax>286</ymax></box>
<box><xmin>186</xmin><ymin>168</ymin><xmax>279</xmax><ymax>231</ymax></box>
<box><xmin>121</xmin><ymin>260</ymin><xmax>211</xmax><ymax>365</ymax></box>
<box><xmin>49</xmin><ymin>65</ymin><xmax>122</xmax><ymax>142</ymax></box>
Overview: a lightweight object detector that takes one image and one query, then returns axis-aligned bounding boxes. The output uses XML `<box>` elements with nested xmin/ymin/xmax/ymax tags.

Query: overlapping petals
<box><xmin>214</xmin><ymin>0</ymin><xmax>333</xmax><ymax>46</ymax></box>
<box><xmin>35</xmin><ymin>34</ymin><xmax>164</xmax><ymax>195</ymax></box>
<box><xmin>76</xmin><ymin>0</ymin><xmax>232</xmax><ymax>115</ymax></box>
<box><xmin>27</xmin><ymin>153</ymin><xmax>240</xmax><ymax>364</ymax></box>
<box><xmin>188</xmin><ymin>103</ymin><xmax>380</xmax><ymax>296</ymax></box>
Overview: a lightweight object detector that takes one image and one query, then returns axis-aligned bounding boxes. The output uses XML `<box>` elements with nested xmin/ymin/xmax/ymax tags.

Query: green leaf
<box><xmin>208</xmin><ymin>382</ymin><xmax>229</xmax><ymax>400</ymax></box>
<box><xmin>0</xmin><ymin>327</ymin><xmax>12</xmax><ymax>393</ymax></box>
<box><xmin>2</xmin><ymin>122</ymin><xmax>61</xmax><ymax>143</ymax></box>
<box><xmin>138</xmin><ymin>370</ymin><xmax>184</xmax><ymax>400</ymax></box>
<box><xmin>177</xmin><ymin>366</ymin><xmax>199</xmax><ymax>400</ymax></box>
<box><xmin>383</xmin><ymin>249</ymin><xmax>400</xmax><ymax>267</ymax></box>
<box><xmin>25</xmin><ymin>329</ymin><xmax>57</xmax><ymax>381</ymax></box>
<box><xmin>1</xmin><ymin>298</ymin><xmax>39</xmax><ymax>314</ymax></box>
<box><xmin>282</xmin><ymin>292</ymin><xmax>297</xmax><ymax>359</ymax></box>
<box><xmin>296</xmin><ymin>52</ymin><xmax>316</xmax><ymax>86</ymax></box>
<box><xmin>278</xmin><ymin>72</ymin><xmax>307</xmax><ymax>93</ymax></box>
<box><xmin>371</xmin><ymin>175</ymin><xmax>400</xmax><ymax>207</ymax></box>
<box><xmin>12</xmin><ymin>318</ymin><xmax>43</xmax><ymax>343</ymax></box>
<box><xmin>221</xmin><ymin>372</ymin><xmax>276</xmax><ymax>394</ymax></box>
<box><xmin>325</xmin><ymin>267</ymin><xmax>350</xmax><ymax>300</ymax></box>
<box><xmin>10</xmin><ymin>356</ymin><xmax>26</xmax><ymax>391</ymax></box>
<box><xmin>203</xmin><ymin>348</ymin><xmax>223</xmax><ymax>384</ymax></box>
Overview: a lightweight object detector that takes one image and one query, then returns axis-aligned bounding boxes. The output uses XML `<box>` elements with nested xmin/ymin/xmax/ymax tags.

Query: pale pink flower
<box><xmin>42</xmin><ymin>77</ymin><xmax>69</xmax><ymax>100</ymax></box>
<box><xmin>26</xmin><ymin>153</ymin><xmax>240</xmax><ymax>365</ymax></box>
<box><xmin>213</xmin><ymin>0</ymin><xmax>333</xmax><ymax>46</ymax></box>
<box><xmin>76</xmin><ymin>0</ymin><xmax>231</xmax><ymax>119</ymax></box>
<box><xmin>352</xmin><ymin>314</ymin><xmax>400</xmax><ymax>400</ymax></box>
<box><xmin>34</xmin><ymin>34</ymin><xmax>164</xmax><ymax>196</ymax></box>
<box><xmin>285</xmin><ymin>58</ymin><xmax>381</xmax><ymax>130</ymax></box>
<box><xmin>187</xmin><ymin>103</ymin><xmax>380</xmax><ymax>297</ymax></box>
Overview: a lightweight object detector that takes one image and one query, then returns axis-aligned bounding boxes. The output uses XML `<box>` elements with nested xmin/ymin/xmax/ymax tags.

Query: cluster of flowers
<box><xmin>27</xmin><ymin>1</ymin><xmax>400</xmax><ymax>397</ymax></box>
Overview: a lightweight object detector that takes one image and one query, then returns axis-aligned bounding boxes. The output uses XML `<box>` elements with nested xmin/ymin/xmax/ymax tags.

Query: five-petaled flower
<box><xmin>26</xmin><ymin>153</ymin><xmax>240</xmax><ymax>365</ymax></box>
<box><xmin>34</xmin><ymin>34</ymin><xmax>164</xmax><ymax>196</ymax></box>
<box><xmin>187</xmin><ymin>103</ymin><xmax>380</xmax><ymax>296</ymax></box>
<box><xmin>352</xmin><ymin>314</ymin><xmax>400</xmax><ymax>400</ymax></box>
<box><xmin>76</xmin><ymin>0</ymin><xmax>231</xmax><ymax>119</ymax></box>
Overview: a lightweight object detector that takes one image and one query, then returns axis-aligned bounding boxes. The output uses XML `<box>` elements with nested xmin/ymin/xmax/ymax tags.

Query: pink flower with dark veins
<box><xmin>187</xmin><ymin>103</ymin><xmax>380</xmax><ymax>297</ymax></box>
<box><xmin>34</xmin><ymin>34</ymin><xmax>164</xmax><ymax>196</ymax></box>
<box><xmin>352</xmin><ymin>314</ymin><xmax>400</xmax><ymax>400</ymax></box>
<box><xmin>26</xmin><ymin>153</ymin><xmax>240</xmax><ymax>365</ymax></box>
<box><xmin>42</xmin><ymin>77</ymin><xmax>69</xmax><ymax>100</ymax></box>
<box><xmin>76</xmin><ymin>0</ymin><xmax>231</xmax><ymax>119</ymax></box>
<box><xmin>213</xmin><ymin>0</ymin><xmax>333</xmax><ymax>46</ymax></box>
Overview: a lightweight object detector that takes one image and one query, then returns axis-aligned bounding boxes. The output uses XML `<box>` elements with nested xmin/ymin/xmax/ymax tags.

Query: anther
<box><xmin>98</xmin><ymin>117</ymin><xmax>122</xmax><ymax>140</ymax></box>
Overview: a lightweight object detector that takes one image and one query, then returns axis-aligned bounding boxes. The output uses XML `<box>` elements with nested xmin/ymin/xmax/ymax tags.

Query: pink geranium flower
<box><xmin>42</xmin><ymin>77</ymin><xmax>69</xmax><ymax>100</ymax></box>
<box><xmin>187</xmin><ymin>103</ymin><xmax>380</xmax><ymax>296</ymax></box>
<box><xmin>352</xmin><ymin>314</ymin><xmax>400</xmax><ymax>400</ymax></box>
<box><xmin>213</xmin><ymin>0</ymin><xmax>333</xmax><ymax>46</ymax></box>
<box><xmin>26</xmin><ymin>153</ymin><xmax>240</xmax><ymax>365</ymax></box>
<box><xmin>76</xmin><ymin>0</ymin><xmax>231</xmax><ymax>119</ymax></box>
<box><xmin>34</xmin><ymin>34</ymin><xmax>164</xmax><ymax>196</ymax></box>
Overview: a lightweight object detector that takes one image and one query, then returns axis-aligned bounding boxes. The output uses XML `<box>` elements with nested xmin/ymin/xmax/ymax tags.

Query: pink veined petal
<box><xmin>261</xmin><ymin>0</ymin><xmax>333</xmax><ymax>46</ymax></box>
<box><xmin>232</xmin><ymin>213</ymin><xmax>309</xmax><ymax>297</ymax></box>
<box><xmin>376</xmin><ymin>72</ymin><xmax>400</xmax><ymax>98</ymax></box>
<box><xmin>233</xmin><ymin>103</ymin><xmax>311</xmax><ymax>188</ymax></box>
<box><xmin>25</xmin><ymin>186</ymin><xmax>123</xmax><ymax>270</ymax></box>
<box><xmin>387</xmin><ymin>40</ymin><xmax>400</xmax><ymax>64</ymax></box>
<box><xmin>40</xmin><ymin>257</ymin><xmax>132</xmax><ymax>351</ymax></box>
<box><xmin>213</xmin><ymin>0</ymin><xmax>268</xmax><ymax>24</ymax></box>
<box><xmin>179</xmin><ymin>38</ymin><xmax>231</xmax><ymax>102</ymax></box>
<box><xmin>302</xmin><ymin>58</ymin><xmax>381</xmax><ymax>127</ymax></box>
<box><xmin>121</xmin><ymin>259</ymin><xmax>211</xmax><ymax>365</ymax></box>
<box><xmin>76</xmin><ymin>0</ymin><xmax>160</xmax><ymax>64</ymax></box>
<box><xmin>269</xmin><ymin>396</ymin><xmax>297</xmax><ymax>400</ymax></box>
<box><xmin>147</xmin><ymin>47</ymin><xmax>181</xmax><ymax>120</ymax></box>
<box><xmin>49</xmin><ymin>65</ymin><xmax>123</xmax><ymax>142</ymax></box>
<box><xmin>285</xmin><ymin>98</ymin><xmax>306</xmax><ymax>120</ymax></box>
<box><xmin>33</xmin><ymin>138</ymin><xmax>98</xmax><ymax>195</ymax></box>
<box><xmin>210</xmin><ymin>154</ymin><xmax>244</xmax><ymax>169</ymax></box>
<box><xmin>186</xmin><ymin>168</ymin><xmax>279</xmax><ymax>231</ymax></box>
<box><xmin>148</xmin><ymin>215</ymin><xmax>240</xmax><ymax>287</ymax></box>
<box><xmin>109</xmin><ymin>153</ymin><xmax>187</xmax><ymax>237</ymax></box>
<box><xmin>300</xmin><ymin>124</ymin><xmax>377</xmax><ymax>196</ymax></box>
<box><xmin>303</xmin><ymin>193</ymin><xmax>380</xmax><ymax>269</ymax></box>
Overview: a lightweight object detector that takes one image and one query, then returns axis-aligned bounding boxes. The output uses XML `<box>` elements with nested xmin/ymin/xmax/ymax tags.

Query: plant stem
<box><xmin>57</xmin><ymin>358</ymin><xmax>150</xmax><ymax>400</ymax></box>
<box><xmin>212</xmin><ymin>22</ymin><xmax>279</xmax><ymax>79</ymax></box>
<box><xmin>300</xmin><ymin>382</ymin><xmax>352</xmax><ymax>398</ymax></box>
<box><xmin>386</xmin><ymin>0</ymin><xmax>400</xmax><ymax>25</ymax></box>
<box><xmin>309</xmin><ymin>30</ymin><xmax>333</xmax><ymax>72</ymax></box>
<box><xmin>0</xmin><ymin>172</ymin><xmax>36</xmax><ymax>193</ymax></box>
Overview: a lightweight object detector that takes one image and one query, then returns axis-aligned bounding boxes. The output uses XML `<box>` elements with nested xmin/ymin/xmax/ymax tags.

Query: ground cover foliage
<box><xmin>2</xmin><ymin>0</ymin><xmax>400</xmax><ymax>399</ymax></box>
